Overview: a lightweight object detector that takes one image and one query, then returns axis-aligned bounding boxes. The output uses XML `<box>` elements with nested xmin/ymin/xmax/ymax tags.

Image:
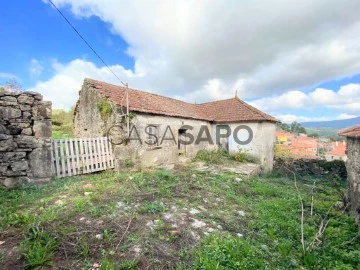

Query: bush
<box><xmin>194</xmin><ymin>235</ymin><xmax>264</xmax><ymax>269</ymax></box>
<box><xmin>318</xmin><ymin>159</ymin><xmax>347</xmax><ymax>180</ymax></box>
<box><xmin>194</xmin><ymin>149</ymin><xmax>234</xmax><ymax>164</ymax></box>
<box><xmin>234</xmin><ymin>149</ymin><xmax>258</xmax><ymax>163</ymax></box>
<box><xmin>21</xmin><ymin>224</ymin><xmax>58</xmax><ymax>269</ymax></box>
<box><xmin>124</xmin><ymin>159</ymin><xmax>135</xmax><ymax>168</ymax></box>
<box><xmin>274</xmin><ymin>144</ymin><xmax>293</xmax><ymax>159</ymax></box>
<box><xmin>97</xmin><ymin>98</ymin><xmax>112</xmax><ymax>120</ymax></box>
<box><xmin>52</xmin><ymin>108</ymin><xmax>74</xmax><ymax>139</ymax></box>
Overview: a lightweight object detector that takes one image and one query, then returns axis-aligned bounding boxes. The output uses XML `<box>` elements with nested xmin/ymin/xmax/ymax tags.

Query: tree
<box><xmin>309</xmin><ymin>133</ymin><xmax>319</xmax><ymax>138</ymax></box>
<box><xmin>277</xmin><ymin>122</ymin><xmax>290</xmax><ymax>132</ymax></box>
<box><xmin>0</xmin><ymin>79</ymin><xmax>23</xmax><ymax>92</ymax></box>
<box><xmin>290</xmin><ymin>121</ymin><xmax>307</xmax><ymax>135</ymax></box>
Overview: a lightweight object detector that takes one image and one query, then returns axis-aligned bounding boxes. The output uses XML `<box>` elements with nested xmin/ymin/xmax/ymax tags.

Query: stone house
<box><xmin>73</xmin><ymin>78</ymin><xmax>278</xmax><ymax>172</ymax></box>
<box><xmin>339</xmin><ymin>125</ymin><xmax>360</xmax><ymax>227</ymax></box>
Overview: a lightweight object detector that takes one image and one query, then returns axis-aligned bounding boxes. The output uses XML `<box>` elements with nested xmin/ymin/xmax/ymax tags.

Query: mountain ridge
<box><xmin>301</xmin><ymin>116</ymin><xmax>360</xmax><ymax>129</ymax></box>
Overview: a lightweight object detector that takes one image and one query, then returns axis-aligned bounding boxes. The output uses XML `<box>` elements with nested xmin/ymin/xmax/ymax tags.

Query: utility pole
<box><xmin>126</xmin><ymin>83</ymin><xmax>130</xmax><ymax>138</ymax></box>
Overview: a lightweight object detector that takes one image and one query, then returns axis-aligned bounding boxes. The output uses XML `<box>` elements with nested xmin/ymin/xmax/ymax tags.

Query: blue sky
<box><xmin>1</xmin><ymin>0</ymin><xmax>360</xmax><ymax>123</ymax></box>
<box><xmin>0</xmin><ymin>0</ymin><xmax>133</xmax><ymax>86</ymax></box>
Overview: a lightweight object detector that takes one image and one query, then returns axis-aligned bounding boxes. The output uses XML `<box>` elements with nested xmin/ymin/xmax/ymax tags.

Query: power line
<box><xmin>48</xmin><ymin>0</ymin><xmax>127</xmax><ymax>87</ymax></box>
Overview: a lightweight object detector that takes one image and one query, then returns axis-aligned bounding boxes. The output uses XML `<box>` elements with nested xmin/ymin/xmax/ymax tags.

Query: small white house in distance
<box><xmin>325</xmin><ymin>141</ymin><xmax>347</xmax><ymax>161</ymax></box>
<box><xmin>73</xmin><ymin>78</ymin><xmax>278</xmax><ymax>172</ymax></box>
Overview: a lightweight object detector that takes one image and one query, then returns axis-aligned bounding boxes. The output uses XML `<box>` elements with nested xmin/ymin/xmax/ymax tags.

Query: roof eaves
<box><xmin>338</xmin><ymin>124</ymin><xmax>360</xmax><ymax>138</ymax></box>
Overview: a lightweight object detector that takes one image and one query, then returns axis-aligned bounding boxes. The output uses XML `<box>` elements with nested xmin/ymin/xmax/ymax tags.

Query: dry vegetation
<box><xmin>0</xmin><ymin>157</ymin><xmax>359</xmax><ymax>269</ymax></box>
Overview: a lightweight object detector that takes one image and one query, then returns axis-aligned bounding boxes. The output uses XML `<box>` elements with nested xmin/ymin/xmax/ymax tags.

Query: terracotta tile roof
<box><xmin>276</xmin><ymin>131</ymin><xmax>288</xmax><ymax>137</ymax></box>
<box><xmin>289</xmin><ymin>147</ymin><xmax>318</xmax><ymax>158</ymax></box>
<box><xmin>290</xmin><ymin>137</ymin><xmax>318</xmax><ymax>148</ymax></box>
<box><xmin>327</xmin><ymin>142</ymin><xmax>346</xmax><ymax>157</ymax></box>
<box><xmin>196</xmin><ymin>98</ymin><xmax>277</xmax><ymax>123</ymax></box>
<box><xmin>85</xmin><ymin>78</ymin><xmax>277</xmax><ymax>123</ymax></box>
<box><xmin>339</xmin><ymin>125</ymin><xmax>360</xmax><ymax>138</ymax></box>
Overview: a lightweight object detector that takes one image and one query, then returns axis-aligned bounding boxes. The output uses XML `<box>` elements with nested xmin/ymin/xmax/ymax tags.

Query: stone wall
<box><xmin>346</xmin><ymin>137</ymin><xmax>360</xmax><ymax>226</ymax></box>
<box><xmin>0</xmin><ymin>90</ymin><xmax>53</xmax><ymax>188</ymax></box>
<box><xmin>274</xmin><ymin>158</ymin><xmax>347</xmax><ymax>180</ymax></box>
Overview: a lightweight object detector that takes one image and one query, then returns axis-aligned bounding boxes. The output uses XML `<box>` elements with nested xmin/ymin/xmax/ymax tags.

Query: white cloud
<box><xmin>31</xmin><ymin>0</ymin><xmax>360</xmax><ymax>117</ymax></box>
<box><xmin>42</xmin><ymin>0</ymin><xmax>360</xmax><ymax>100</ymax></box>
<box><xmin>275</xmin><ymin>113</ymin><xmax>357</xmax><ymax>123</ymax></box>
<box><xmin>249</xmin><ymin>90</ymin><xmax>310</xmax><ymax>111</ymax></box>
<box><xmin>28</xmin><ymin>59</ymin><xmax>137</xmax><ymax>109</ymax></box>
<box><xmin>250</xmin><ymin>83</ymin><xmax>360</xmax><ymax>113</ymax></box>
<box><xmin>0</xmin><ymin>72</ymin><xmax>17</xmax><ymax>79</ymax></box>
<box><xmin>29</xmin><ymin>59</ymin><xmax>43</xmax><ymax>76</ymax></box>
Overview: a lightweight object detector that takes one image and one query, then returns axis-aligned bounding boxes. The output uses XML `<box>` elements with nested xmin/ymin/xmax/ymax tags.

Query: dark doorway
<box><xmin>178</xmin><ymin>128</ymin><xmax>187</xmax><ymax>152</ymax></box>
<box><xmin>217</xmin><ymin>125</ymin><xmax>230</xmax><ymax>152</ymax></box>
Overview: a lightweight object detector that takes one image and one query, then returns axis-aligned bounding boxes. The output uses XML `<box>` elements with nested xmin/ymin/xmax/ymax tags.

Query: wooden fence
<box><xmin>51</xmin><ymin>137</ymin><xmax>114</xmax><ymax>178</ymax></box>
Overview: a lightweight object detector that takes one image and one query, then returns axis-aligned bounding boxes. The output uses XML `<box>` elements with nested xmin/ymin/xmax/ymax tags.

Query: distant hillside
<box><xmin>302</xmin><ymin>116</ymin><xmax>360</xmax><ymax>129</ymax></box>
<box><xmin>305</xmin><ymin>127</ymin><xmax>341</xmax><ymax>140</ymax></box>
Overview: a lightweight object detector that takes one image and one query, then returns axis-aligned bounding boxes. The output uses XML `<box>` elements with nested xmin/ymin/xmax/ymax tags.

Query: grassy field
<box><xmin>305</xmin><ymin>127</ymin><xmax>342</xmax><ymax>141</ymax></box>
<box><xmin>52</xmin><ymin>109</ymin><xmax>74</xmax><ymax>139</ymax></box>
<box><xmin>0</xmin><ymin>162</ymin><xmax>359</xmax><ymax>269</ymax></box>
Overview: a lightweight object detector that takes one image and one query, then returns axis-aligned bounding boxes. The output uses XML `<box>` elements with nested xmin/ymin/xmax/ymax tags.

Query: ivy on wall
<box><xmin>97</xmin><ymin>98</ymin><xmax>112</xmax><ymax>121</ymax></box>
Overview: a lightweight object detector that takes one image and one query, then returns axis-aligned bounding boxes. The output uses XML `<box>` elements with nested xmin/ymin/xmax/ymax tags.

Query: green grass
<box><xmin>52</xmin><ymin>108</ymin><xmax>74</xmax><ymax>139</ymax></box>
<box><xmin>138</xmin><ymin>200</ymin><xmax>168</xmax><ymax>214</ymax></box>
<box><xmin>194</xmin><ymin>149</ymin><xmax>258</xmax><ymax>164</ymax></box>
<box><xmin>52</xmin><ymin>129</ymin><xmax>73</xmax><ymax>139</ymax></box>
<box><xmin>194</xmin><ymin>235</ymin><xmax>264</xmax><ymax>269</ymax></box>
<box><xmin>193</xmin><ymin>149</ymin><xmax>235</xmax><ymax>164</ymax></box>
<box><xmin>0</xmin><ymin>167</ymin><xmax>359</xmax><ymax>269</ymax></box>
<box><xmin>193</xmin><ymin>175</ymin><xmax>360</xmax><ymax>269</ymax></box>
<box><xmin>305</xmin><ymin>127</ymin><xmax>343</xmax><ymax>141</ymax></box>
<box><xmin>21</xmin><ymin>224</ymin><xmax>58</xmax><ymax>269</ymax></box>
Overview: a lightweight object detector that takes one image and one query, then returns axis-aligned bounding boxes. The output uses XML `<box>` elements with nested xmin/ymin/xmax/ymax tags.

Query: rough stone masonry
<box><xmin>346</xmin><ymin>137</ymin><xmax>360</xmax><ymax>227</ymax></box>
<box><xmin>0</xmin><ymin>89</ymin><xmax>53</xmax><ymax>188</ymax></box>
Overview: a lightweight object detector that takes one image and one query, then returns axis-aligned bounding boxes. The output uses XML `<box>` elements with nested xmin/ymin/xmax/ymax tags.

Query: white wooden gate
<box><xmin>51</xmin><ymin>137</ymin><xmax>114</xmax><ymax>178</ymax></box>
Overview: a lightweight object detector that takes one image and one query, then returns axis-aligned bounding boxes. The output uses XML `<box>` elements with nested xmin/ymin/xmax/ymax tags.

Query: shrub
<box><xmin>124</xmin><ymin>159</ymin><xmax>135</xmax><ymax>168</ymax></box>
<box><xmin>318</xmin><ymin>159</ymin><xmax>347</xmax><ymax>180</ymax></box>
<box><xmin>97</xmin><ymin>98</ymin><xmax>112</xmax><ymax>121</ymax></box>
<box><xmin>274</xmin><ymin>144</ymin><xmax>292</xmax><ymax>159</ymax></box>
<box><xmin>234</xmin><ymin>149</ymin><xmax>258</xmax><ymax>163</ymax></box>
<box><xmin>52</xmin><ymin>108</ymin><xmax>74</xmax><ymax>138</ymax></box>
<box><xmin>194</xmin><ymin>149</ymin><xmax>234</xmax><ymax>164</ymax></box>
<box><xmin>194</xmin><ymin>235</ymin><xmax>264</xmax><ymax>269</ymax></box>
<box><xmin>139</xmin><ymin>200</ymin><xmax>167</xmax><ymax>214</ymax></box>
<box><xmin>21</xmin><ymin>224</ymin><xmax>58</xmax><ymax>269</ymax></box>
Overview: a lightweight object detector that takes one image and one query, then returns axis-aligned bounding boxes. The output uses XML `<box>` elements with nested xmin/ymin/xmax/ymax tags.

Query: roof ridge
<box><xmin>234</xmin><ymin>97</ymin><xmax>278</xmax><ymax>122</ymax></box>
<box><xmin>197</xmin><ymin>97</ymin><xmax>237</xmax><ymax>105</ymax></box>
<box><xmin>84</xmin><ymin>78</ymin><xmax>277</xmax><ymax>123</ymax></box>
<box><xmin>86</xmin><ymin>78</ymin><xmax>200</xmax><ymax>107</ymax></box>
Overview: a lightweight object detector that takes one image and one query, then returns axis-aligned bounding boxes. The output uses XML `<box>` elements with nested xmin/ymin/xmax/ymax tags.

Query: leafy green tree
<box><xmin>309</xmin><ymin>133</ymin><xmax>319</xmax><ymax>138</ymax></box>
<box><xmin>290</xmin><ymin>121</ymin><xmax>307</xmax><ymax>134</ymax></box>
<box><xmin>276</xmin><ymin>122</ymin><xmax>290</xmax><ymax>132</ymax></box>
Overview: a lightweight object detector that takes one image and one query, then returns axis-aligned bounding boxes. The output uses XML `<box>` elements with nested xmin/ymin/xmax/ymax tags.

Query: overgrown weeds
<box><xmin>21</xmin><ymin>224</ymin><xmax>58</xmax><ymax>269</ymax></box>
<box><xmin>97</xmin><ymin>98</ymin><xmax>113</xmax><ymax>121</ymax></box>
<box><xmin>0</xmin><ymin>167</ymin><xmax>359</xmax><ymax>269</ymax></box>
<box><xmin>194</xmin><ymin>148</ymin><xmax>258</xmax><ymax>164</ymax></box>
<box><xmin>139</xmin><ymin>200</ymin><xmax>167</xmax><ymax>214</ymax></box>
<box><xmin>194</xmin><ymin>149</ymin><xmax>234</xmax><ymax>164</ymax></box>
<box><xmin>234</xmin><ymin>148</ymin><xmax>259</xmax><ymax>163</ymax></box>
